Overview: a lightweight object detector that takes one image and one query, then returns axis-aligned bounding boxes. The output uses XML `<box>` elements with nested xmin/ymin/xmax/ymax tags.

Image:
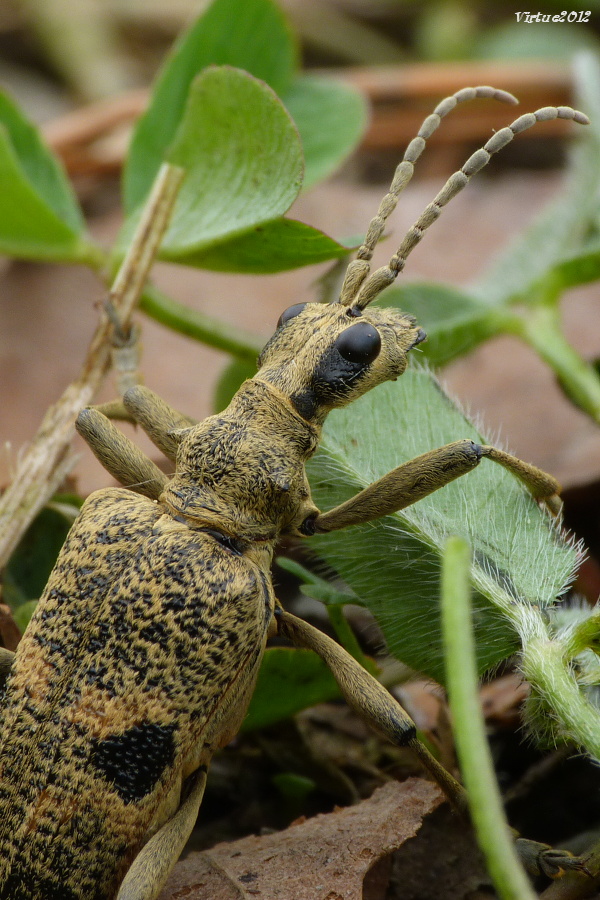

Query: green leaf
<box><xmin>0</xmin><ymin>92</ymin><xmax>84</xmax><ymax>235</ymax></box>
<box><xmin>124</xmin><ymin>0</ymin><xmax>297</xmax><ymax>213</ymax></box>
<box><xmin>4</xmin><ymin>504</ymin><xmax>75</xmax><ymax>608</ymax></box>
<box><xmin>165</xmin><ymin>217</ymin><xmax>352</xmax><ymax>273</ymax></box>
<box><xmin>13</xmin><ymin>600</ymin><xmax>38</xmax><ymax>633</ymax></box>
<box><xmin>271</xmin><ymin>773</ymin><xmax>315</xmax><ymax>804</ymax></box>
<box><xmin>158</xmin><ymin>67</ymin><xmax>304</xmax><ymax>257</ymax></box>
<box><xmin>379</xmin><ymin>283</ymin><xmax>504</xmax><ymax>366</ymax></box>
<box><xmin>306</xmin><ymin>368</ymin><xmax>578</xmax><ymax>684</ymax></box>
<box><xmin>0</xmin><ymin>123</ymin><xmax>94</xmax><ymax>262</ymax></box>
<box><xmin>242</xmin><ymin>647</ymin><xmax>340</xmax><ymax>731</ymax></box>
<box><xmin>550</xmin><ymin>240</ymin><xmax>600</xmax><ymax>291</ymax></box>
<box><xmin>277</xmin><ymin>556</ymin><xmax>360</xmax><ymax>607</ymax></box>
<box><xmin>284</xmin><ymin>74</ymin><xmax>368</xmax><ymax>191</ymax></box>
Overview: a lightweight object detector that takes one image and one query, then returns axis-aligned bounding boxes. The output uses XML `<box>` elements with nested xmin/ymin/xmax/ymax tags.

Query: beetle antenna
<box><xmin>337</xmin><ymin>85</ymin><xmax>518</xmax><ymax>307</ymax></box>
<box><xmin>345</xmin><ymin>103</ymin><xmax>589</xmax><ymax>310</ymax></box>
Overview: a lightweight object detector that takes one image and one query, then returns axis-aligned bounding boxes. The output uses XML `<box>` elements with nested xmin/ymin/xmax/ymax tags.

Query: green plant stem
<box><xmin>483</xmin><ymin>577</ymin><xmax>600</xmax><ymax>775</ymax></box>
<box><xmin>441</xmin><ymin>536</ymin><xmax>537</xmax><ymax>900</ymax></box>
<box><xmin>520</xmin><ymin>636</ymin><xmax>600</xmax><ymax>760</ymax></box>
<box><xmin>74</xmin><ymin>240</ymin><xmax>108</xmax><ymax>271</ymax></box>
<box><xmin>140</xmin><ymin>284</ymin><xmax>264</xmax><ymax>361</ymax></box>
<box><xmin>503</xmin><ymin>304</ymin><xmax>600</xmax><ymax>424</ymax></box>
<box><xmin>563</xmin><ymin>612</ymin><xmax>600</xmax><ymax>659</ymax></box>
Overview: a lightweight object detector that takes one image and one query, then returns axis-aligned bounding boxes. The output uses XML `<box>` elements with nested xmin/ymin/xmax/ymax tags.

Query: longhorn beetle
<box><xmin>0</xmin><ymin>87</ymin><xmax>591</xmax><ymax>899</ymax></box>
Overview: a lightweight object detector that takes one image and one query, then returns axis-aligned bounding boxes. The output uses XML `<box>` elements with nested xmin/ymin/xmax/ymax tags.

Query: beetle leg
<box><xmin>76</xmin><ymin>408</ymin><xmax>168</xmax><ymax>500</ymax></box>
<box><xmin>514</xmin><ymin>838</ymin><xmax>592</xmax><ymax>879</ymax></box>
<box><xmin>91</xmin><ymin>398</ymin><xmax>137</xmax><ymax>423</ymax></box>
<box><xmin>91</xmin><ymin>386</ymin><xmax>196</xmax><ymax>460</ymax></box>
<box><xmin>312</xmin><ymin>440</ymin><xmax>561</xmax><ymax>534</ymax></box>
<box><xmin>275</xmin><ymin>608</ymin><xmax>468</xmax><ymax>815</ymax></box>
<box><xmin>0</xmin><ymin>648</ymin><xmax>14</xmax><ymax>692</ymax></box>
<box><xmin>479</xmin><ymin>445</ymin><xmax>562</xmax><ymax>514</ymax></box>
<box><xmin>116</xmin><ymin>767</ymin><xmax>208</xmax><ymax>900</ymax></box>
<box><xmin>122</xmin><ymin>385</ymin><xmax>197</xmax><ymax>462</ymax></box>
<box><xmin>277</xmin><ymin>611</ymin><xmax>591</xmax><ymax>881</ymax></box>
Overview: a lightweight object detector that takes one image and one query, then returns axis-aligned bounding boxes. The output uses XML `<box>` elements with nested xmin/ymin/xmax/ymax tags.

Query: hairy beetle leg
<box><xmin>480</xmin><ymin>446</ymin><xmax>562</xmax><ymax>515</ymax></box>
<box><xmin>275</xmin><ymin>608</ymin><xmax>469</xmax><ymax>815</ymax></box>
<box><xmin>313</xmin><ymin>440</ymin><xmax>561</xmax><ymax>534</ymax></box>
<box><xmin>514</xmin><ymin>838</ymin><xmax>592</xmax><ymax>880</ymax></box>
<box><xmin>277</xmin><ymin>611</ymin><xmax>591</xmax><ymax>882</ymax></box>
<box><xmin>77</xmin><ymin>386</ymin><xmax>198</xmax><ymax>499</ymax></box>
<box><xmin>116</xmin><ymin>768</ymin><xmax>208</xmax><ymax>900</ymax></box>
<box><xmin>121</xmin><ymin>385</ymin><xmax>196</xmax><ymax>463</ymax></box>
<box><xmin>76</xmin><ymin>408</ymin><xmax>168</xmax><ymax>500</ymax></box>
<box><xmin>91</xmin><ymin>385</ymin><xmax>196</xmax><ymax>460</ymax></box>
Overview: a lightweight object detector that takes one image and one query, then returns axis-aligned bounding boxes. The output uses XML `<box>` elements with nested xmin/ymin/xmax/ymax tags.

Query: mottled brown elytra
<box><xmin>0</xmin><ymin>87</ymin><xmax>590</xmax><ymax>899</ymax></box>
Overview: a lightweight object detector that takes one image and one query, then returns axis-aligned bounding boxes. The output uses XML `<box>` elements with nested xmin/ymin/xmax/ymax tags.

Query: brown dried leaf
<box><xmin>159</xmin><ymin>778</ymin><xmax>443</xmax><ymax>900</ymax></box>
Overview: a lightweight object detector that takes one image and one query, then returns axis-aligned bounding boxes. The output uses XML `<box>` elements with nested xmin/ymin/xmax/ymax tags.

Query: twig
<box><xmin>0</xmin><ymin>162</ymin><xmax>185</xmax><ymax>570</ymax></box>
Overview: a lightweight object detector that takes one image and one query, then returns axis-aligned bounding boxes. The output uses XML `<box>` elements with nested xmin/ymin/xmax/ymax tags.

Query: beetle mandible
<box><xmin>0</xmin><ymin>87</ymin><xmax>590</xmax><ymax>899</ymax></box>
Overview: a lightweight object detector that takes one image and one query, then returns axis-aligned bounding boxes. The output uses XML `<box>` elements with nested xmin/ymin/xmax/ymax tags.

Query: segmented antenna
<box><xmin>338</xmin><ymin>90</ymin><xmax>589</xmax><ymax>309</ymax></box>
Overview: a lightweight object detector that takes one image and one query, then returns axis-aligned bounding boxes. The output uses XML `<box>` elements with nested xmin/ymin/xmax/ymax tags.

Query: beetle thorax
<box><xmin>161</xmin><ymin>380</ymin><xmax>320</xmax><ymax>542</ymax></box>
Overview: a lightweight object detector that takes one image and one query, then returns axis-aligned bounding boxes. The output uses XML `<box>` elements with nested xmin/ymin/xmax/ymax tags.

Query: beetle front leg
<box><xmin>76</xmin><ymin>408</ymin><xmax>168</xmax><ymax>500</ymax></box>
<box><xmin>310</xmin><ymin>440</ymin><xmax>561</xmax><ymax>534</ymax></box>
<box><xmin>121</xmin><ymin>385</ymin><xmax>196</xmax><ymax>462</ymax></box>
<box><xmin>275</xmin><ymin>608</ymin><xmax>469</xmax><ymax>815</ymax></box>
<box><xmin>117</xmin><ymin>767</ymin><xmax>208</xmax><ymax>900</ymax></box>
<box><xmin>94</xmin><ymin>386</ymin><xmax>196</xmax><ymax>462</ymax></box>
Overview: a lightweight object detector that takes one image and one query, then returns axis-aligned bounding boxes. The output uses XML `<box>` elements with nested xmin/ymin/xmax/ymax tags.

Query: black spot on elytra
<box><xmin>90</xmin><ymin>721</ymin><xmax>176</xmax><ymax>803</ymax></box>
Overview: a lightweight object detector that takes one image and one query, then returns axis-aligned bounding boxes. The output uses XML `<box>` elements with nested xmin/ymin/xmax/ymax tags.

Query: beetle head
<box><xmin>257</xmin><ymin>301</ymin><xmax>425</xmax><ymax>423</ymax></box>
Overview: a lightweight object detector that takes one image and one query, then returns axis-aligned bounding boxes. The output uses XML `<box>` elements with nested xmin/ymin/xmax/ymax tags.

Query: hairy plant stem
<box><xmin>442</xmin><ymin>536</ymin><xmax>537</xmax><ymax>900</ymax></box>
<box><xmin>0</xmin><ymin>162</ymin><xmax>185</xmax><ymax>570</ymax></box>
<box><xmin>486</xmin><ymin>583</ymin><xmax>600</xmax><ymax>763</ymax></box>
<box><xmin>520</xmin><ymin>635</ymin><xmax>600</xmax><ymax>760</ymax></box>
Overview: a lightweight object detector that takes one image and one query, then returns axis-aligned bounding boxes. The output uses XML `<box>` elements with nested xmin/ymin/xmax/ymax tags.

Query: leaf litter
<box><xmin>159</xmin><ymin>778</ymin><xmax>443</xmax><ymax>900</ymax></box>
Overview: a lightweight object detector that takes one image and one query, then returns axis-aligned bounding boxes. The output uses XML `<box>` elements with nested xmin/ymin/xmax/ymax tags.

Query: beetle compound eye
<box><xmin>334</xmin><ymin>322</ymin><xmax>381</xmax><ymax>365</ymax></box>
<box><xmin>277</xmin><ymin>303</ymin><xmax>307</xmax><ymax>328</ymax></box>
